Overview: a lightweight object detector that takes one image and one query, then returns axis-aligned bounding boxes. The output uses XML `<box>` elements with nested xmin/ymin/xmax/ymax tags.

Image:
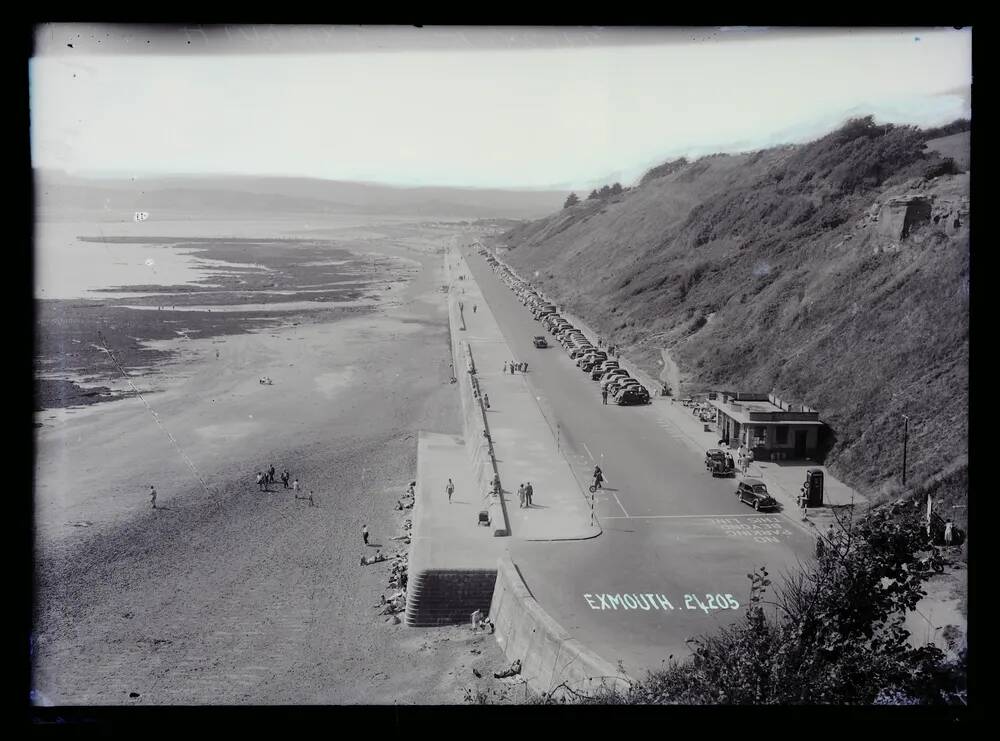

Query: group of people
<box><xmin>718</xmin><ymin>442</ymin><xmax>754</xmax><ymax>474</ymax></box>
<box><xmin>396</xmin><ymin>481</ymin><xmax>416</xmax><ymax>510</ymax></box>
<box><xmin>361</xmin><ymin>550</ymin><xmax>388</xmax><ymax>566</ymax></box>
<box><xmin>255</xmin><ymin>464</ymin><xmax>299</xmax><ymax>493</ymax></box>
<box><xmin>517</xmin><ymin>482</ymin><xmax>535</xmax><ymax>508</ymax></box>
<box><xmin>596</xmin><ymin>338</ymin><xmax>617</xmax><ymax>356</ymax></box>
<box><xmin>502</xmin><ymin>361</ymin><xmax>528</xmax><ymax>374</ymax></box>
<box><xmin>377</xmin><ymin>590</ymin><xmax>407</xmax><ymax>616</ymax></box>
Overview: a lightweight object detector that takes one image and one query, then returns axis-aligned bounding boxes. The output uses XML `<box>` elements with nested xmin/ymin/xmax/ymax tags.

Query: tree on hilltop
<box><xmin>563</xmin><ymin>193</ymin><xmax>580</xmax><ymax>209</ymax></box>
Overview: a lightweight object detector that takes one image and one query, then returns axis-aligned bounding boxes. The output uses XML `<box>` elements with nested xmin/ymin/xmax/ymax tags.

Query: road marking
<box><xmin>582</xmin><ymin>442</ymin><xmax>593</xmax><ymax>459</ymax></box>
<box><xmin>604</xmin><ymin>512</ymin><xmax>775</xmax><ymax>520</ymax></box>
<box><xmin>607</xmin><ymin>490</ymin><xmax>629</xmax><ymax>518</ymax></box>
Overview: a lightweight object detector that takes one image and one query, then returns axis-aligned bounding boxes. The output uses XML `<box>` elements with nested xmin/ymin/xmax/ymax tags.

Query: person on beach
<box><xmin>150</xmin><ymin>485</ymin><xmax>157</xmax><ymax>509</ymax></box>
<box><xmin>517</xmin><ymin>484</ymin><xmax>525</xmax><ymax>508</ymax></box>
<box><xmin>281</xmin><ymin>470</ymin><xmax>290</xmax><ymax>489</ymax></box>
<box><xmin>446</xmin><ymin>478</ymin><xmax>455</xmax><ymax>503</ymax></box>
<box><xmin>292</xmin><ymin>478</ymin><xmax>300</xmax><ymax>493</ymax></box>
<box><xmin>256</xmin><ymin>472</ymin><xmax>265</xmax><ymax>491</ymax></box>
<box><xmin>362</xmin><ymin>525</ymin><xmax>370</xmax><ymax>546</ymax></box>
<box><xmin>522</xmin><ymin>362</ymin><xmax>528</xmax><ymax>373</ymax></box>
<box><xmin>473</xmin><ymin>305</ymin><xmax>477</xmax><ymax>313</ymax></box>
<box><xmin>525</xmin><ymin>482</ymin><xmax>534</xmax><ymax>507</ymax></box>
<box><xmin>268</xmin><ymin>465</ymin><xmax>276</xmax><ymax>484</ymax></box>
<box><xmin>503</xmin><ymin>361</ymin><xmax>507</xmax><ymax>374</ymax></box>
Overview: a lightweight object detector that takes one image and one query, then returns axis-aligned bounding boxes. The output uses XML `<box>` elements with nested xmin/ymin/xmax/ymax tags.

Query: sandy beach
<box><xmin>32</xmin><ymin>218</ymin><xmax>510</xmax><ymax>704</ymax></box>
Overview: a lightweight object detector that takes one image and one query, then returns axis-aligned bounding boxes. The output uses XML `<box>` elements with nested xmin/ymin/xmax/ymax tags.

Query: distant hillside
<box><xmin>34</xmin><ymin>171</ymin><xmax>570</xmax><ymax>220</ymax></box>
<box><xmin>498</xmin><ymin>117</ymin><xmax>969</xmax><ymax>521</ymax></box>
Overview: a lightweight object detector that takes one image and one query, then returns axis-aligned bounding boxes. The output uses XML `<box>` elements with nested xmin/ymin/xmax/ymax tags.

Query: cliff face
<box><xmin>498</xmin><ymin>119</ymin><xmax>969</xmax><ymax>514</ymax></box>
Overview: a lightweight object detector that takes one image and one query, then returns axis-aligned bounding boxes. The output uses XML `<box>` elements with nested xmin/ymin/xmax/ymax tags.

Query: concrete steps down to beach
<box><xmin>404</xmin><ymin>569</ymin><xmax>497</xmax><ymax>627</ymax></box>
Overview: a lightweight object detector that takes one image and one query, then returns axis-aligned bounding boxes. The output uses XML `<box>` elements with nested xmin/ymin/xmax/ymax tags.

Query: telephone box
<box><xmin>805</xmin><ymin>469</ymin><xmax>824</xmax><ymax>507</ymax></box>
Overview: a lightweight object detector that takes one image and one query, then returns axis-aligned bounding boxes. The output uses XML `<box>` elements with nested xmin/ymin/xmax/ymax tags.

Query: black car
<box><xmin>735</xmin><ymin>479</ymin><xmax>778</xmax><ymax>511</ymax></box>
<box><xmin>533</xmin><ymin>336</ymin><xmax>548</xmax><ymax>348</ymax></box>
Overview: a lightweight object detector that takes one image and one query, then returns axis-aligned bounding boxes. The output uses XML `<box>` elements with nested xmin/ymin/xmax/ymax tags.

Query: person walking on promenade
<box><xmin>602</xmin><ymin>388</ymin><xmax>608</xmax><ymax>405</ymax></box>
<box><xmin>446</xmin><ymin>478</ymin><xmax>455</xmax><ymax>503</ymax></box>
<box><xmin>362</xmin><ymin>525</ymin><xmax>370</xmax><ymax>546</ymax></box>
<box><xmin>483</xmin><ymin>393</ymin><xmax>490</xmax><ymax>409</ymax></box>
<box><xmin>525</xmin><ymin>482</ymin><xmax>534</xmax><ymax>507</ymax></box>
<box><xmin>503</xmin><ymin>361</ymin><xmax>507</xmax><ymax>374</ymax></box>
<box><xmin>150</xmin><ymin>484</ymin><xmax>157</xmax><ymax>509</ymax></box>
<box><xmin>517</xmin><ymin>483</ymin><xmax>526</xmax><ymax>508</ymax></box>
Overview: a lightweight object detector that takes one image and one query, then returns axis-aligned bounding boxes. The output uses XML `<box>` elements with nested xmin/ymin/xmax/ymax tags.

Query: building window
<box><xmin>775</xmin><ymin>426</ymin><xmax>789</xmax><ymax>444</ymax></box>
<box><xmin>752</xmin><ymin>427</ymin><xmax>766</xmax><ymax>447</ymax></box>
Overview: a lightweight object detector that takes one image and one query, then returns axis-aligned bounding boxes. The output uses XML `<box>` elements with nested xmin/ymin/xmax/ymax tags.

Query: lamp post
<box><xmin>901</xmin><ymin>414</ymin><xmax>910</xmax><ymax>487</ymax></box>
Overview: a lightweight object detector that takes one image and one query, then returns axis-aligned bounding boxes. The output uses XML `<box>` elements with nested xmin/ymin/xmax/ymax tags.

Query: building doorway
<box><xmin>794</xmin><ymin>430</ymin><xmax>807</xmax><ymax>458</ymax></box>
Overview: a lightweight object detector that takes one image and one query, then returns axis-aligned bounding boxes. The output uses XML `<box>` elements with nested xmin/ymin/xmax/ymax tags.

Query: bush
<box><xmin>540</xmin><ymin>506</ymin><xmax>965</xmax><ymax>705</ymax></box>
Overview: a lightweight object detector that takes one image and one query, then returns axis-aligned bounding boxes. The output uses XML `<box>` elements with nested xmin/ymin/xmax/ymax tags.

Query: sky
<box><xmin>29</xmin><ymin>25</ymin><xmax>972</xmax><ymax>190</ymax></box>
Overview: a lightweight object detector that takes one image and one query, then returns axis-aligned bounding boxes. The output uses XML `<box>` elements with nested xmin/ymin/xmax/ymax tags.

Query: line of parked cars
<box><xmin>483</xmin><ymin>252</ymin><xmax>650</xmax><ymax>405</ymax></box>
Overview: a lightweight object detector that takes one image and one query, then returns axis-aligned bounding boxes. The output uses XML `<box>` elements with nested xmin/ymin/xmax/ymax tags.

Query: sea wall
<box><xmin>490</xmin><ymin>555</ymin><xmax>632</xmax><ymax>698</ymax></box>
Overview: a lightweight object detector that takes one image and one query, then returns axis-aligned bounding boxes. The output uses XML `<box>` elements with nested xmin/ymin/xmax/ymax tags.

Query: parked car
<box><xmin>606</xmin><ymin>379</ymin><xmax>631</xmax><ymax>395</ymax></box>
<box><xmin>736</xmin><ymin>479</ymin><xmax>778</xmax><ymax>511</ymax></box>
<box><xmin>705</xmin><ymin>449</ymin><xmax>736</xmax><ymax>477</ymax></box>
<box><xmin>600</xmin><ymin>370</ymin><xmax>629</xmax><ymax>389</ymax></box>
<box><xmin>612</xmin><ymin>379</ymin><xmax>642</xmax><ymax>396</ymax></box>
<box><xmin>570</xmin><ymin>345</ymin><xmax>595</xmax><ymax>359</ymax></box>
<box><xmin>579</xmin><ymin>353</ymin><xmax>608</xmax><ymax>370</ymax></box>
<box><xmin>533</xmin><ymin>336</ymin><xmax>548</xmax><ymax>348</ymax></box>
<box><xmin>577</xmin><ymin>350</ymin><xmax>606</xmax><ymax>365</ymax></box>
<box><xmin>591</xmin><ymin>363</ymin><xmax>619</xmax><ymax>380</ymax></box>
<box><xmin>615</xmin><ymin>388</ymin><xmax>649</xmax><ymax>405</ymax></box>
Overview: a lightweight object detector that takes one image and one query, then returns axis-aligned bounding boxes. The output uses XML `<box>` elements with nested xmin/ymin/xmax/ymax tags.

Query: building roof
<box><xmin>708</xmin><ymin>398</ymin><xmax>823</xmax><ymax>426</ymax></box>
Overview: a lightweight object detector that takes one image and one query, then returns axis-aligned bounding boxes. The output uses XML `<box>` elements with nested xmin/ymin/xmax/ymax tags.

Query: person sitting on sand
<box><xmin>494</xmin><ymin>660</ymin><xmax>521</xmax><ymax>679</ymax></box>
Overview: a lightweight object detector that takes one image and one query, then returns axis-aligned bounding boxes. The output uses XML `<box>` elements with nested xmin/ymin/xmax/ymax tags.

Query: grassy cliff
<box><xmin>498</xmin><ymin>118</ymin><xmax>969</xmax><ymax>522</ymax></box>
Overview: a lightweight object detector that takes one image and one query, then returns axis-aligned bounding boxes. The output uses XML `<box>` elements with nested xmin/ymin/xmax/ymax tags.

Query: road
<box><xmin>463</xmin><ymin>247</ymin><xmax>816</xmax><ymax>676</ymax></box>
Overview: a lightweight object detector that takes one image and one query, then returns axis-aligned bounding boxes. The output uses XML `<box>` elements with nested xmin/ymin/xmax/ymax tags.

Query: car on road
<box><xmin>736</xmin><ymin>479</ymin><xmax>778</xmax><ymax>511</ymax></box>
<box><xmin>533</xmin><ymin>336</ymin><xmax>548</xmax><ymax>348</ymax></box>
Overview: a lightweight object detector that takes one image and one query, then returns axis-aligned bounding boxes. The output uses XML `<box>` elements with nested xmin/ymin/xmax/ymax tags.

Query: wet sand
<box><xmin>32</xmin><ymin>218</ymin><xmax>511</xmax><ymax>704</ymax></box>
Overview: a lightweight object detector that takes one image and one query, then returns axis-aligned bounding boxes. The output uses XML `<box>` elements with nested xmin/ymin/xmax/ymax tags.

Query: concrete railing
<box><xmin>490</xmin><ymin>556</ymin><xmax>632</xmax><ymax>699</ymax></box>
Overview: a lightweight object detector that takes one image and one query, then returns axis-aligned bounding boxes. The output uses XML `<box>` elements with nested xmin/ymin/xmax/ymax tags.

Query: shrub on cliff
<box><xmin>548</xmin><ymin>506</ymin><xmax>965</xmax><ymax>705</ymax></box>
